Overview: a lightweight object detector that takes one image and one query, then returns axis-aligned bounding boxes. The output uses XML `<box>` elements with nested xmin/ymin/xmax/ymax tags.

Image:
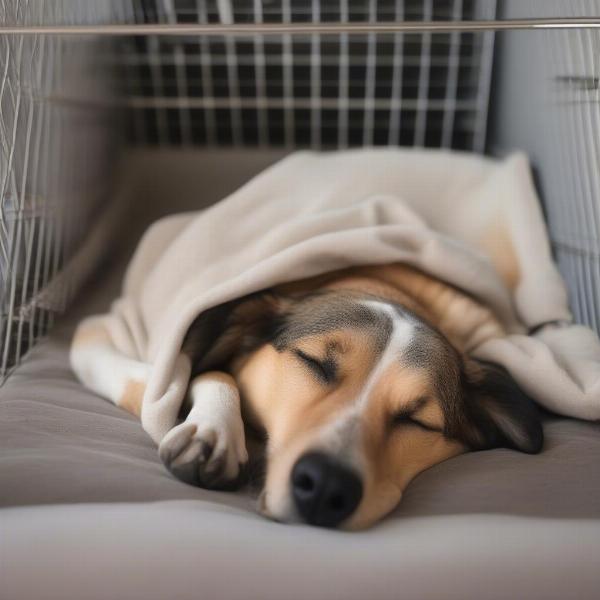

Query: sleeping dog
<box><xmin>72</xmin><ymin>262</ymin><xmax>543</xmax><ymax>529</ymax></box>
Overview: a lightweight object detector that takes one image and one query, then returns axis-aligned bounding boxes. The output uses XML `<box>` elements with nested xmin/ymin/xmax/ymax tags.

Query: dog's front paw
<box><xmin>159</xmin><ymin>418</ymin><xmax>248</xmax><ymax>490</ymax></box>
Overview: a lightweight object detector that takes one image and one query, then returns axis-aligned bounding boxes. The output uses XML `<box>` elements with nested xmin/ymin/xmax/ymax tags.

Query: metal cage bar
<box><xmin>2</xmin><ymin>18</ymin><xmax>600</xmax><ymax>36</ymax></box>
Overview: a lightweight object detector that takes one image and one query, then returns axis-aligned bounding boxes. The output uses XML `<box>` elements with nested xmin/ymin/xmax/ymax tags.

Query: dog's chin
<box><xmin>257</xmin><ymin>489</ymin><xmax>300</xmax><ymax>525</ymax></box>
<box><xmin>257</xmin><ymin>488</ymin><xmax>402</xmax><ymax>530</ymax></box>
<box><xmin>342</xmin><ymin>491</ymin><xmax>403</xmax><ymax>530</ymax></box>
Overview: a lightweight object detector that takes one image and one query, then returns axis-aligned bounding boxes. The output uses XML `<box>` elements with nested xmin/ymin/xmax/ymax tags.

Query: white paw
<box><xmin>159</xmin><ymin>413</ymin><xmax>248</xmax><ymax>489</ymax></box>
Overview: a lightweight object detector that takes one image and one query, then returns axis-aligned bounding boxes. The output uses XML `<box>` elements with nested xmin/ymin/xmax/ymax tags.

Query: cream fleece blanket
<box><xmin>80</xmin><ymin>149</ymin><xmax>600</xmax><ymax>443</ymax></box>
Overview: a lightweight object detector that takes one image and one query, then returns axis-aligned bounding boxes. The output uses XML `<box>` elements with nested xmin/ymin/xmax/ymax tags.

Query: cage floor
<box><xmin>2</xmin><ymin>149</ymin><xmax>600</xmax><ymax>600</ymax></box>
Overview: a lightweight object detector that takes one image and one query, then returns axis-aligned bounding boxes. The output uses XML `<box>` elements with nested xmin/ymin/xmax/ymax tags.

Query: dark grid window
<box><xmin>120</xmin><ymin>0</ymin><xmax>497</xmax><ymax>151</ymax></box>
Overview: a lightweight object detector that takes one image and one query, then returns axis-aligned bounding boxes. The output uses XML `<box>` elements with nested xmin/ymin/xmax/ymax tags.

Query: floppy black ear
<box><xmin>463</xmin><ymin>360</ymin><xmax>543</xmax><ymax>454</ymax></box>
<box><xmin>183</xmin><ymin>292</ymin><xmax>289</xmax><ymax>373</ymax></box>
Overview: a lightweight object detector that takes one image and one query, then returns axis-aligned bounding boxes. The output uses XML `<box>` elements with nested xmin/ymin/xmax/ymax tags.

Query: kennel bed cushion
<box><xmin>2</xmin><ymin>150</ymin><xmax>600</xmax><ymax>599</ymax></box>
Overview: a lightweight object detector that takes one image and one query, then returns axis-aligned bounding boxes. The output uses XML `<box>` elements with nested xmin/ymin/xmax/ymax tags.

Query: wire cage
<box><xmin>1</xmin><ymin>0</ymin><xmax>600</xmax><ymax>381</ymax></box>
<box><xmin>0</xmin><ymin>1</ymin><xmax>120</xmax><ymax>379</ymax></box>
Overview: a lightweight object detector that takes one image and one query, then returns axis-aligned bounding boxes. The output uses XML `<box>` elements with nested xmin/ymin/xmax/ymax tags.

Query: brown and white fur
<box><xmin>71</xmin><ymin>263</ymin><xmax>543</xmax><ymax>530</ymax></box>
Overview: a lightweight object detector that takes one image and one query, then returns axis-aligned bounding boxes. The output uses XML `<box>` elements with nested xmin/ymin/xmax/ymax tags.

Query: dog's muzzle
<box><xmin>291</xmin><ymin>452</ymin><xmax>363</xmax><ymax>527</ymax></box>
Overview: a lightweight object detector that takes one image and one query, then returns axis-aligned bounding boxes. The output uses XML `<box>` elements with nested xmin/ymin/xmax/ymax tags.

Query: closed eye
<box><xmin>392</xmin><ymin>412</ymin><xmax>443</xmax><ymax>433</ymax></box>
<box><xmin>293</xmin><ymin>349</ymin><xmax>337</xmax><ymax>384</ymax></box>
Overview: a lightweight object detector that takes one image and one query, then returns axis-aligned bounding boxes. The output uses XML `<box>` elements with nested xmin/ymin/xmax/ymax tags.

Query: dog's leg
<box><xmin>70</xmin><ymin>316</ymin><xmax>150</xmax><ymax>418</ymax></box>
<box><xmin>158</xmin><ymin>372</ymin><xmax>249</xmax><ymax>489</ymax></box>
<box><xmin>73</xmin><ymin>318</ymin><xmax>248</xmax><ymax>488</ymax></box>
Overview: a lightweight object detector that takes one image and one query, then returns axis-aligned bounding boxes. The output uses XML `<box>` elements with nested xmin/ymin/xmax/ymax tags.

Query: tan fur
<box><xmin>276</xmin><ymin>263</ymin><xmax>507</xmax><ymax>352</ymax></box>
<box><xmin>353</xmin><ymin>366</ymin><xmax>463</xmax><ymax>528</ymax></box>
<box><xmin>235</xmin><ymin>331</ymin><xmax>378</xmax><ymax>442</ymax></box>
<box><xmin>72</xmin><ymin>320</ymin><xmax>112</xmax><ymax>347</ymax></box>
<box><xmin>119</xmin><ymin>380</ymin><xmax>145</xmax><ymax>417</ymax></box>
<box><xmin>479</xmin><ymin>221</ymin><xmax>520</xmax><ymax>290</ymax></box>
<box><xmin>333</xmin><ymin>264</ymin><xmax>506</xmax><ymax>351</ymax></box>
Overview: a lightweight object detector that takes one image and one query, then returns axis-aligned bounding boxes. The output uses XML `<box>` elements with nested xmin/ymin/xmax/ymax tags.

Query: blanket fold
<box><xmin>82</xmin><ymin>149</ymin><xmax>600</xmax><ymax>443</ymax></box>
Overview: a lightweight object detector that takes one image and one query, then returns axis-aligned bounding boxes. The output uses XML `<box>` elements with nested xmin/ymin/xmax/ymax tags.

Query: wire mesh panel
<box><xmin>0</xmin><ymin>1</ymin><xmax>120</xmax><ymax>381</ymax></box>
<box><xmin>491</xmin><ymin>0</ymin><xmax>600</xmax><ymax>333</ymax></box>
<box><xmin>121</xmin><ymin>0</ymin><xmax>497</xmax><ymax>150</ymax></box>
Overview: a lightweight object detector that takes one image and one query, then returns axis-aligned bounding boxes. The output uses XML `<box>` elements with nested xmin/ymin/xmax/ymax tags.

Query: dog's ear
<box><xmin>222</xmin><ymin>293</ymin><xmax>290</xmax><ymax>355</ymax></box>
<box><xmin>461</xmin><ymin>360</ymin><xmax>543</xmax><ymax>454</ymax></box>
<box><xmin>184</xmin><ymin>292</ymin><xmax>290</xmax><ymax>371</ymax></box>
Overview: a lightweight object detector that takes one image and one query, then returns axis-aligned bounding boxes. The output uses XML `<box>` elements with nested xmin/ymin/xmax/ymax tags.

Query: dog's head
<box><xmin>196</xmin><ymin>288</ymin><xmax>543</xmax><ymax>529</ymax></box>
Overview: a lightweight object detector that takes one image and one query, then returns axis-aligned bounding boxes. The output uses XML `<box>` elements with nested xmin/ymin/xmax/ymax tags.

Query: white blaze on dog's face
<box><xmin>232</xmin><ymin>290</ymin><xmax>542</xmax><ymax>530</ymax></box>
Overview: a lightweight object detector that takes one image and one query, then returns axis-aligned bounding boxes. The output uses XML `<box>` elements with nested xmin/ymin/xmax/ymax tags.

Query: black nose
<box><xmin>291</xmin><ymin>452</ymin><xmax>363</xmax><ymax>528</ymax></box>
